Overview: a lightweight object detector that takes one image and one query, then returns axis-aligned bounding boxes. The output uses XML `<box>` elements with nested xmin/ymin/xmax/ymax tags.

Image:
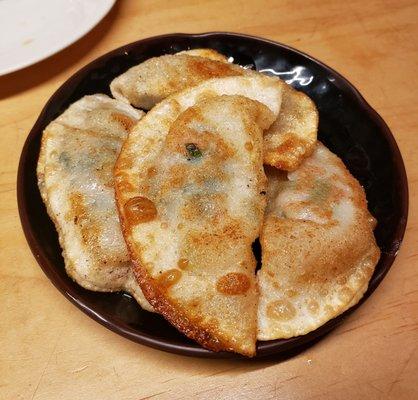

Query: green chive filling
<box><xmin>185</xmin><ymin>143</ymin><xmax>202</xmax><ymax>159</ymax></box>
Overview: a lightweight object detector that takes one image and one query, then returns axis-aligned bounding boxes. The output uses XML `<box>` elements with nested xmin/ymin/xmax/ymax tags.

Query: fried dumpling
<box><xmin>37</xmin><ymin>94</ymin><xmax>153</xmax><ymax>311</ymax></box>
<box><xmin>257</xmin><ymin>142</ymin><xmax>380</xmax><ymax>340</ymax></box>
<box><xmin>115</xmin><ymin>76</ymin><xmax>282</xmax><ymax>356</ymax></box>
<box><xmin>110</xmin><ymin>52</ymin><xmax>244</xmax><ymax>110</ymax></box>
<box><xmin>110</xmin><ymin>49</ymin><xmax>318</xmax><ymax>171</ymax></box>
<box><xmin>263</xmin><ymin>83</ymin><xmax>318</xmax><ymax>171</ymax></box>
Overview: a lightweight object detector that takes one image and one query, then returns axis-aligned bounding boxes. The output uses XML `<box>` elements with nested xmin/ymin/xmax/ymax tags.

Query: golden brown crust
<box><xmin>131</xmin><ymin>259</ymin><xmax>255</xmax><ymax>355</ymax></box>
<box><xmin>37</xmin><ymin>95</ymin><xmax>153</xmax><ymax>311</ymax></box>
<box><xmin>115</xmin><ymin>181</ymin><xmax>256</xmax><ymax>356</ymax></box>
<box><xmin>111</xmin><ymin>112</ymin><xmax>137</xmax><ymax>131</ymax></box>
<box><xmin>110</xmin><ymin>54</ymin><xmax>245</xmax><ymax>110</ymax></box>
<box><xmin>263</xmin><ymin>84</ymin><xmax>319</xmax><ymax>171</ymax></box>
<box><xmin>114</xmin><ymin>85</ymin><xmax>282</xmax><ymax>356</ymax></box>
<box><xmin>178</xmin><ymin>48</ymin><xmax>229</xmax><ymax>62</ymax></box>
<box><xmin>257</xmin><ymin>142</ymin><xmax>380</xmax><ymax>340</ymax></box>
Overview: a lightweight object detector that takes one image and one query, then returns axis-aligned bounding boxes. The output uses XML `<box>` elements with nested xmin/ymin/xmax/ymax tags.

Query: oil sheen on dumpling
<box><xmin>115</xmin><ymin>76</ymin><xmax>283</xmax><ymax>356</ymax></box>
<box><xmin>257</xmin><ymin>142</ymin><xmax>380</xmax><ymax>340</ymax></box>
<box><xmin>37</xmin><ymin>94</ymin><xmax>153</xmax><ymax>311</ymax></box>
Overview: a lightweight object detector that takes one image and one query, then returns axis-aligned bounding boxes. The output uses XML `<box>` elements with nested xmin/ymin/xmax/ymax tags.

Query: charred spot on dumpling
<box><xmin>216</xmin><ymin>273</ymin><xmax>251</xmax><ymax>295</ymax></box>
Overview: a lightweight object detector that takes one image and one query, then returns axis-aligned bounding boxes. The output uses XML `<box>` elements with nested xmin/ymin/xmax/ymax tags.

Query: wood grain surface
<box><xmin>1</xmin><ymin>1</ymin><xmax>417</xmax><ymax>399</ymax></box>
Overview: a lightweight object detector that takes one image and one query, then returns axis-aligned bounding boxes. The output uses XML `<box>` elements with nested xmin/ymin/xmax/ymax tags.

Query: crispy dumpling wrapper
<box><xmin>37</xmin><ymin>94</ymin><xmax>153</xmax><ymax>312</ymax></box>
<box><xmin>110</xmin><ymin>53</ymin><xmax>244</xmax><ymax>110</ymax></box>
<box><xmin>177</xmin><ymin>48</ymin><xmax>229</xmax><ymax>62</ymax></box>
<box><xmin>257</xmin><ymin>142</ymin><xmax>380</xmax><ymax>340</ymax></box>
<box><xmin>115</xmin><ymin>76</ymin><xmax>283</xmax><ymax>356</ymax></box>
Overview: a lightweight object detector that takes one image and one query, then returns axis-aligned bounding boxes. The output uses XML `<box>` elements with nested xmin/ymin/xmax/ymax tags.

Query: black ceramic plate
<box><xmin>17</xmin><ymin>32</ymin><xmax>408</xmax><ymax>358</ymax></box>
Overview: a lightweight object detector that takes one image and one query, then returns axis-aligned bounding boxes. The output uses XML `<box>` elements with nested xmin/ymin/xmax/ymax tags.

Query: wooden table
<box><xmin>1</xmin><ymin>1</ymin><xmax>417</xmax><ymax>398</ymax></box>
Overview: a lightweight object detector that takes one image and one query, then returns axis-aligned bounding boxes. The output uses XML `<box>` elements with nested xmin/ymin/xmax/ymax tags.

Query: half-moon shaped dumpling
<box><xmin>115</xmin><ymin>75</ymin><xmax>283</xmax><ymax>356</ymax></box>
<box><xmin>257</xmin><ymin>142</ymin><xmax>380</xmax><ymax>340</ymax></box>
<box><xmin>110</xmin><ymin>52</ymin><xmax>244</xmax><ymax>110</ymax></box>
<box><xmin>37</xmin><ymin>94</ymin><xmax>153</xmax><ymax>311</ymax></box>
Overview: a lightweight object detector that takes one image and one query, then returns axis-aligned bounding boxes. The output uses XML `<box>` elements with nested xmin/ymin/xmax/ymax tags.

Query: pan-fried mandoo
<box><xmin>115</xmin><ymin>76</ymin><xmax>282</xmax><ymax>356</ymax></box>
<box><xmin>257</xmin><ymin>142</ymin><xmax>380</xmax><ymax>340</ymax></box>
<box><xmin>110</xmin><ymin>52</ymin><xmax>244</xmax><ymax>110</ymax></box>
<box><xmin>37</xmin><ymin>94</ymin><xmax>153</xmax><ymax>311</ymax></box>
<box><xmin>110</xmin><ymin>49</ymin><xmax>318</xmax><ymax>171</ymax></box>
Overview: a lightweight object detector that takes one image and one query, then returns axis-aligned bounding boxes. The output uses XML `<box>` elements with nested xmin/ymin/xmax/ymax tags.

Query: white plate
<box><xmin>0</xmin><ymin>0</ymin><xmax>116</xmax><ymax>76</ymax></box>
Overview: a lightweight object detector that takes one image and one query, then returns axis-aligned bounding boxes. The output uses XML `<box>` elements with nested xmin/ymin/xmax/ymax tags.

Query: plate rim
<box><xmin>17</xmin><ymin>31</ymin><xmax>409</xmax><ymax>359</ymax></box>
